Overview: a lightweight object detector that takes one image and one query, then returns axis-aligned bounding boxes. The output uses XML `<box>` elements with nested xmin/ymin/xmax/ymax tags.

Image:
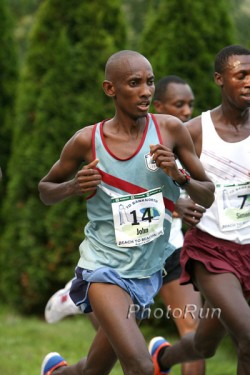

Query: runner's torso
<box><xmin>197</xmin><ymin>110</ymin><xmax>250</xmax><ymax>244</ymax></box>
<box><xmin>77</xmin><ymin>114</ymin><xmax>180</xmax><ymax>277</ymax></box>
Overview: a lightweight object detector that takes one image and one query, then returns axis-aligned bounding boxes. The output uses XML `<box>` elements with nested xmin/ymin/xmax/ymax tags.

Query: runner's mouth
<box><xmin>137</xmin><ymin>101</ymin><xmax>150</xmax><ymax>110</ymax></box>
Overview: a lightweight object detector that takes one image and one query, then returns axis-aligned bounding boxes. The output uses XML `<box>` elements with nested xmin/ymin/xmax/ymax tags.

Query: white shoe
<box><xmin>45</xmin><ymin>279</ymin><xmax>81</xmax><ymax>323</ymax></box>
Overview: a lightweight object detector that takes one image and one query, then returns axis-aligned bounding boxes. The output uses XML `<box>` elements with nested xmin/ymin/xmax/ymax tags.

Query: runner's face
<box><xmin>218</xmin><ymin>55</ymin><xmax>250</xmax><ymax>109</ymax></box>
<box><xmin>113</xmin><ymin>57</ymin><xmax>155</xmax><ymax>119</ymax></box>
<box><xmin>155</xmin><ymin>83</ymin><xmax>195</xmax><ymax>122</ymax></box>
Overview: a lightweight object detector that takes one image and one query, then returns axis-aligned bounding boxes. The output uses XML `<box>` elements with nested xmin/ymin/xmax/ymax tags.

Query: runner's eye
<box><xmin>129</xmin><ymin>80</ymin><xmax>138</xmax><ymax>87</ymax></box>
<box><xmin>148</xmin><ymin>78</ymin><xmax>155</xmax><ymax>86</ymax></box>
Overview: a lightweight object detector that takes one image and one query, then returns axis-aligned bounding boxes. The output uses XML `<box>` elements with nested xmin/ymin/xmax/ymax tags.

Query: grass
<box><xmin>0</xmin><ymin>306</ymin><xmax>237</xmax><ymax>374</ymax></box>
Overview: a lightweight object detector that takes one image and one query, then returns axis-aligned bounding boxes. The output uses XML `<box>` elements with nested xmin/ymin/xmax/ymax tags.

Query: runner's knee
<box><xmin>193</xmin><ymin>334</ymin><xmax>218</xmax><ymax>359</ymax></box>
<box><xmin>176</xmin><ymin>315</ymin><xmax>199</xmax><ymax>337</ymax></box>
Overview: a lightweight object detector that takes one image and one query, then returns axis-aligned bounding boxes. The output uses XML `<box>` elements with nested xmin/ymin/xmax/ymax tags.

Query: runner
<box><xmin>39</xmin><ymin>50</ymin><xmax>214</xmax><ymax>375</ymax></box>
<box><xmin>149</xmin><ymin>44</ymin><xmax>250</xmax><ymax>375</ymax></box>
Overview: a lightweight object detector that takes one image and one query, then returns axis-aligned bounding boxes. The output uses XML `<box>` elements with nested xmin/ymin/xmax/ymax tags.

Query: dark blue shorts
<box><xmin>162</xmin><ymin>248</ymin><xmax>182</xmax><ymax>284</ymax></box>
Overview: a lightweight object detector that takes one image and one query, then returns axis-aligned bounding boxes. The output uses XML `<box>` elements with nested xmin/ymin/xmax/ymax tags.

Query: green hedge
<box><xmin>139</xmin><ymin>0</ymin><xmax>236</xmax><ymax>115</ymax></box>
<box><xmin>1</xmin><ymin>0</ymin><xmax>127</xmax><ymax>314</ymax></box>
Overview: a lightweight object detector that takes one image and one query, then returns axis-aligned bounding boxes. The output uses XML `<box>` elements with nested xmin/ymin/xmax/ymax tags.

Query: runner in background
<box><xmin>154</xmin><ymin>75</ymin><xmax>206</xmax><ymax>375</ymax></box>
<box><xmin>149</xmin><ymin>44</ymin><xmax>250</xmax><ymax>375</ymax></box>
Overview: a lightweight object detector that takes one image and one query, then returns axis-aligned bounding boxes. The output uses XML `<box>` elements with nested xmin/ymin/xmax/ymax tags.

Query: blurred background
<box><xmin>0</xmin><ymin>0</ymin><xmax>249</xmax><ymax>316</ymax></box>
<box><xmin>1</xmin><ymin>1</ymin><xmax>248</xmax><ymax>373</ymax></box>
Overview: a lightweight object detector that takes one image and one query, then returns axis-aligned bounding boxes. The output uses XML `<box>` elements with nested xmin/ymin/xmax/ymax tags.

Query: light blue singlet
<box><xmin>77</xmin><ymin>114</ymin><xmax>180</xmax><ymax>278</ymax></box>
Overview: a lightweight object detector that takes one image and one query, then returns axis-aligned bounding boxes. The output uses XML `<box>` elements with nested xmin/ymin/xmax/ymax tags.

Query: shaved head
<box><xmin>105</xmin><ymin>50</ymin><xmax>152</xmax><ymax>82</ymax></box>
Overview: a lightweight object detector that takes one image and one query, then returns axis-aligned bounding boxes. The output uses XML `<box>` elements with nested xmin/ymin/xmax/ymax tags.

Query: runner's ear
<box><xmin>214</xmin><ymin>72</ymin><xmax>223</xmax><ymax>88</ymax></box>
<box><xmin>153</xmin><ymin>100</ymin><xmax>164</xmax><ymax>113</ymax></box>
<box><xmin>103</xmin><ymin>80</ymin><xmax>115</xmax><ymax>97</ymax></box>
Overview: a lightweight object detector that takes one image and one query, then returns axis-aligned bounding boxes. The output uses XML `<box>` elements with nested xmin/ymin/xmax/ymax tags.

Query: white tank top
<box><xmin>197</xmin><ymin>110</ymin><xmax>250</xmax><ymax>244</ymax></box>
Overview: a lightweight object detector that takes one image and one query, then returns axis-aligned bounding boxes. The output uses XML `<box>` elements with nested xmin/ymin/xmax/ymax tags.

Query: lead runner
<box><xmin>39</xmin><ymin>49</ymin><xmax>214</xmax><ymax>375</ymax></box>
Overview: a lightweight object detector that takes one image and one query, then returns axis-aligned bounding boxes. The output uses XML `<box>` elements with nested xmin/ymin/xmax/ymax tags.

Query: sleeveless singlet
<box><xmin>197</xmin><ymin>110</ymin><xmax>250</xmax><ymax>244</ymax></box>
<box><xmin>77</xmin><ymin>114</ymin><xmax>180</xmax><ymax>278</ymax></box>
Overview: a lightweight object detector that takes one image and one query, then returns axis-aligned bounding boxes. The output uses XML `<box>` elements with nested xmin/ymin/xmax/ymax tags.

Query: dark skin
<box><xmin>39</xmin><ymin>117</ymin><xmax>214</xmax><ymax>208</ymax></box>
<box><xmin>153</xmin><ymin>81</ymin><xmax>205</xmax><ymax>227</ymax></box>
<box><xmin>153</xmin><ymin>79</ymin><xmax>205</xmax><ymax>375</ymax></box>
<box><xmin>188</xmin><ymin>54</ymin><xmax>250</xmax><ymax>155</ymax></box>
<box><xmin>154</xmin><ymin>82</ymin><xmax>195</xmax><ymax>123</ymax></box>
<box><xmin>153</xmin><ymin>80</ymin><xmax>205</xmax><ymax>227</ymax></box>
<box><xmin>39</xmin><ymin>51</ymin><xmax>214</xmax><ymax>375</ymax></box>
<box><xmin>39</xmin><ymin>55</ymin><xmax>214</xmax><ymax>208</ymax></box>
<box><xmin>158</xmin><ymin>54</ymin><xmax>250</xmax><ymax>375</ymax></box>
<box><xmin>47</xmin><ymin>80</ymin><xmax>205</xmax><ymax>374</ymax></box>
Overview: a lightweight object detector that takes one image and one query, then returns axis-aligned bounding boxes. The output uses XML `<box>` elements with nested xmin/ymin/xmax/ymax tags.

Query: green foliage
<box><xmin>139</xmin><ymin>0</ymin><xmax>237</xmax><ymax>114</ymax></box>
<box><xmin>1</xmin><ymin>0</ymin><xmax>244</xmax><ymax>318</ymax></box>
<box><xmin>231</xmin><ymin>0</ymin><xmax>250</xmax><ymax>48</ymax></box>
<box><xmin>1</xmin><ymin>0</ymin><xmax>127</xmax><ymax>313</ymax></box>
<box><xmin>0</xmin><ymin>0</ymin><xmax>18</xmax><ymax>200</ymax></box>
<box><xmin>8</xmin><ymin>0</ymin><xmax>42</xmax><ymax>18</ymax></box>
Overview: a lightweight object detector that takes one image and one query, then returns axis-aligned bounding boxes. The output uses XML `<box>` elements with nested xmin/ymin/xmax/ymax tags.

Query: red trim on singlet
<box><xmin>91</xmin><ymin>122</ymin><xmax>98</xmax><ymax>160</ymax></box>
<box><xmin>151</xmin><ymin>113</ymin><xmax>163</xmax><ymax>144</ymax></box>
<box><xmin>96</xmin><ymin>168</ymin><xmax>175</xmax><ymax>212</ymax></box>
<box><xmin>99</xmin><ymin>115</ymin><xmax>150</xmax><ymax>161</ymax></box>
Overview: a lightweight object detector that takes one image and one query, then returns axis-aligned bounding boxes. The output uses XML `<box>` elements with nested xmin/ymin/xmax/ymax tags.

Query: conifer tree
<box><xmin>0</xmin><ymin>3</ymin><xmax>18</xmax><ymax>302</ymax></box>
<box><xmin>1</xmin><ymin>0</ymin><xmax>127</xmax><ymax>313</ymax></box>
<box><xmin>139</xmin><ymin>0</ymin><xmax>236</xmax><ymax>114</ymax></box>
<box><xmin>0</xmin><ymin>0</ymin><xmax>18</xmax><ymax>205</ymax></box>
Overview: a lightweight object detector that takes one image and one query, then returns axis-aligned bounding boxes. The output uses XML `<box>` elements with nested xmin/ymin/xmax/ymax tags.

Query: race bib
<box><xmin>217</xmin><ymin>181</ymin><xmax>250</xmax><ymax>232</ymax></box>
<box><xmin>111</xmin><ymin>187</ymin><xmax>165</xmax><ymax>247</ymax></box>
